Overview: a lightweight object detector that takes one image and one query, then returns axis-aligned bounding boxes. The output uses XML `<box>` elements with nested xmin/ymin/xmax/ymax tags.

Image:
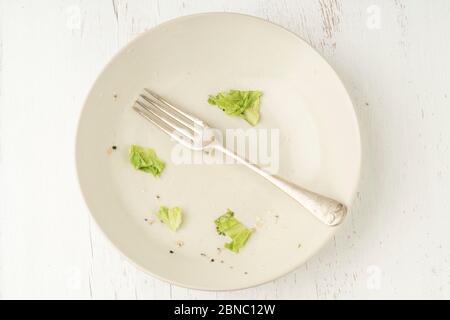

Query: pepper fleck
<box><xmin>169</xmin><ymin>250</ymin><xmax>174</xmax><ymax>254</ymax></box>
<box><xmin>112</xmin><ymin>145</ymin><xmax>117</xmax><ymax>150</ymax></box>
<box><xmin>210</xmin><ymin>259</ymin><xmax>215</xmax><ymax>262</ymax></box>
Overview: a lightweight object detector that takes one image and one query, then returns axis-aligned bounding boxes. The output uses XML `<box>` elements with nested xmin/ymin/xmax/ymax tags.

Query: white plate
<box><xmin>76</xmin><ymin>13</ymin><xmax>360</xmax><ymax>291</ymax></box>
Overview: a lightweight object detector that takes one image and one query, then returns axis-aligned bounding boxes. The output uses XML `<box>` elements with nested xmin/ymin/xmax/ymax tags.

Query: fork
<box><xmin>133</xmin><ymin>89</ymin><xmax>348</xmax><ymax>226</ymax></box>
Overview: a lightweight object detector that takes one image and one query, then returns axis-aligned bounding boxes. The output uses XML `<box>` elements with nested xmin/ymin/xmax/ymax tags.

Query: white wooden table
<box><xmin>1</xmin><ymin>0</ymin><xmax>449</xmax><ymax>299</ymax></box>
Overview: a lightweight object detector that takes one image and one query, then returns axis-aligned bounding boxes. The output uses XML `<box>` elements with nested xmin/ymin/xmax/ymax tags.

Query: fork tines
<box><xmin>133</xmin><ymin>89</ymin><xmax>206</xmax><ymax>146</ymax></box>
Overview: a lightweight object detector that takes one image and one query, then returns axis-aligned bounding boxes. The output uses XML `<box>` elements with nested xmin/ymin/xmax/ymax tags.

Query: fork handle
<box><xmin>215</xmin><ymin>145</ymin><xmax>347</xmax><ymax>226</ymax></box>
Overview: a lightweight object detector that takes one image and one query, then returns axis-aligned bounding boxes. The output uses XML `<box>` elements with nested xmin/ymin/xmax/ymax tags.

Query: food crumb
<box><xmin>255</xmin><ymin>217</ymin><xmax>265</xmax><ymax>228</ymax></box>
<box><xmin>113</xmin><ymin>93</ymin><xmax>118</xmax><ymax>99</ymax></box>
<box><xmin>200</xmin><ymin>253</ymin><xmax>207</xmax><ymax>257</ymax></box>
<box><xmin>107</xmin><ymin>145</ymin><xmax>117</xmax><ymax>155</ymax></box>
<box><xmin>176</xmin><ymin>240</ymin><xmax>184</xmax><ymax>247</ymax></box>
<box><xmin>169</xmin><ymin>250</ymin><xmax>174</xmax><ymax>254</ymax></box>
<box><xmin>156</xmin><ymin>195</ymin><xmax>161</xmax><ymax>200</ymax></box>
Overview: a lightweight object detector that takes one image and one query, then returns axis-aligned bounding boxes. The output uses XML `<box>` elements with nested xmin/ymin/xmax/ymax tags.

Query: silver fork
<box><xmin>133</xmin><ymin>89</ymin><xmax>347</xmax><ymax>226</ymax></box>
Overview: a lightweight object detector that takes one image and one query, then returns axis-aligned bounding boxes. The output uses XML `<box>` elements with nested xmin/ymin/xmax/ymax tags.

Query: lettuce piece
<box><xmin>156</xmin><ymin>206</ymin><xmax>183</xmax><ymax>231</ymax></box>
<box><xmin>208</xmin><ymin>90</ymin><xmax>262</xmax><ymax>126</ymax></box>
<box><xmin>214</xmin><ymin>209</ymin><xmax>253</xmax><ymax>253</ymax></box>
<box><xmin>128</xmin><ymin>145</ymin><xmax>165</xmax><ymax>177</ymax></box>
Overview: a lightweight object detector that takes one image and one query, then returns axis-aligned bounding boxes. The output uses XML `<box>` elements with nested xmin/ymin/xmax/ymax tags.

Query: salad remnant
<box><xmin>128</xmin><ymin>144</ymin><xmax>165</xmax><ymax>177</ymax></box>
<box><xmin>214</xmin><ymin>209</ymin><xmax>253</xmax><ymax>253</ymax></box>
<box><xmin>208</xmin><ymin>90</ymin><xmax>262</xmax><ymax>126</ymax></box>
<box><xmin>156</xmin><ymin>206</ymin><xmax>183</xmax><ymax>231</ymax></box>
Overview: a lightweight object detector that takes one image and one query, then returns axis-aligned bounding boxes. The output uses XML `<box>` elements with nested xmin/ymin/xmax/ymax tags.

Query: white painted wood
<box><xmin>1</xmin><ymin>0</ymin><xmax>449</xmax><ymax>299</ymax></box>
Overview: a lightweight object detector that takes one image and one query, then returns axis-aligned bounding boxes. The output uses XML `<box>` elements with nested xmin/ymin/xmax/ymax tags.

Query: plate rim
<box><xmin>75</xmin><ymin>11</ymin><xmax>361</xmax><ymax>291</ymax></box>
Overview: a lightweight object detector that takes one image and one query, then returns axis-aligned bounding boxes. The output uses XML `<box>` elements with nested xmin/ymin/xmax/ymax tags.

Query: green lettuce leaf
<box><xmin>128</xmin><ymin>145</ymin><xmax>165</xmax><ymax>177</ymax></box>
<box><xmin>214</xmin><ymin>209</ymin><xmax>253</xmax><ymax>253</ymax></box>
<box><xmin>208</xmin><ymin>90</ymin><xmax>262</xmax><ymax>126</ymax></box>
<box><xmin>156</xmin><ymin>206</ymin><xmax>183</xmax><ymax>231</ymax></box>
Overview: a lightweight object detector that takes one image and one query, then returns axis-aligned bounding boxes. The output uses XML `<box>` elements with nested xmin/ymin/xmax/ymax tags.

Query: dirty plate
<box><xmin>76</xmin><ymin>13</ymin><xmax>360</xmax><ymax>290</ymax></box>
